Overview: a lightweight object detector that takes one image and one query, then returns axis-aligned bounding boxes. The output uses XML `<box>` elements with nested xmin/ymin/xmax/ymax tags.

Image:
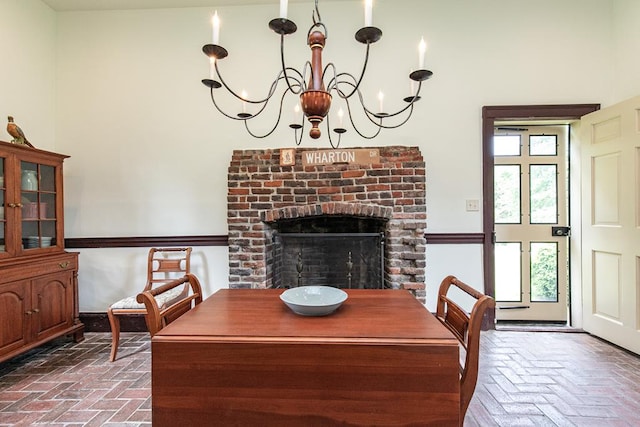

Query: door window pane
<box><xmin>530</xmin><ymin>165</ymin><xmax>557</xmax><ymax>224</ymax></box>
<box><xmin>494</xmin><ymin>135</ymin><xmax>521</xmax><ymax>156</ymax></box>
<box><xmin>530</xmin><ymin>242</ymin><xmax>558</xmax><ymax>302</ymax></box>
<box><xmin>495</xmin><ymin>165</ymin><xmax>521</xmax><ymax>223</ymax></box>
<box><xmin>495</xmin><ymin>242</ymin><xmax>522</xmax><ymax>302</ymax></box>
<box><xmin>530</xmin><ymin>135</ymin><xmax>557</xmax><ymax>156</ymax></box>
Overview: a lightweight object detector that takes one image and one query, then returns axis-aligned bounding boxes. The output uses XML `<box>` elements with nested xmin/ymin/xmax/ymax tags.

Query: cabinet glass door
<box><xmin>20</xmin><ymin>161</ymin><xmax>57</xmax><ymax>251</ymax></box>
<box><xmin>0</xmin><ymin>157</ymin><xmax>5</xmax><ymax>254</ymax></box>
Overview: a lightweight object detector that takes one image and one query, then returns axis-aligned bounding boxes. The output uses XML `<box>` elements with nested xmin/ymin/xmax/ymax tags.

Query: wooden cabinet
<box><xmin>0</xmin><ymin>140</ymin><xmax>83</xmax><ymax>363</ymax></box>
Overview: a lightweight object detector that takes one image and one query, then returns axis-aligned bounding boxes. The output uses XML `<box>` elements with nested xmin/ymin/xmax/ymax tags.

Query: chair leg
<box><xmin>107</xmin><ymin>308</ymin><xmax>120</xmax><ymax>362</ymax></box>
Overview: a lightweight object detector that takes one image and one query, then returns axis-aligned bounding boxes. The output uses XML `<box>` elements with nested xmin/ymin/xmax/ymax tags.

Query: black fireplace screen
<box><xmin>273</xmin><ymin>232</ymin><xmax>384</xmax><ymax>289</ymax></box>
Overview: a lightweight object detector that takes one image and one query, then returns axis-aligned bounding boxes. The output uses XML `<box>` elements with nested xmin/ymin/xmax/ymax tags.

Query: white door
<box><xmin>580</xmin><ymin>95</ymin><xmax>640</xmax><ymax>354</ymax></box>
<box><xmin>494</xmin><ymin>126</ymin><xmax>569</xmax><ymax>321</ymax></box>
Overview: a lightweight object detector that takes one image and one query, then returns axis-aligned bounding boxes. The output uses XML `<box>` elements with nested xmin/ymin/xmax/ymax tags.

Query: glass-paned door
<box><xmin>494</xmin><ymin>126</ymin><xmax>569</xmax><ymax>321</ymax></box>
<box><xmin>20</xmin><ymin>161</ymin><xmax>57</xmax><ymax>252</ymax></box>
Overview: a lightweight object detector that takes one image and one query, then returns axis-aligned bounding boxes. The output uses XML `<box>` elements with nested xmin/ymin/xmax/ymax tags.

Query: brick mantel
<box><xmin>227</xmin><ymin>146</ymin><xmax>426</xmax><ymax>301</ymax></box>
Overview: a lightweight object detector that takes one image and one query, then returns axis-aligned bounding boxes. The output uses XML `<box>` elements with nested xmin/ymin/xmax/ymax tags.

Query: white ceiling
<box><xmin>41</xmin><ymin>0</ymin><xmax>327</xmax><ymax>12</ymax></box>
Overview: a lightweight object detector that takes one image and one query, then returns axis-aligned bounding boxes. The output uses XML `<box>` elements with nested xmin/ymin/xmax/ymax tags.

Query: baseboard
<box><xmin>80</xmin><ymin>312</ymin><xmax>148</xmax><ymax>333</ymax></box>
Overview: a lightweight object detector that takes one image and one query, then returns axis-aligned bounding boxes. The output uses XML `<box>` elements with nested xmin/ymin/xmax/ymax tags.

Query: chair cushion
<box><xmin>110</xmin><ymin>285</ymin><xmax>185</xmax><ymax>310</ymax></box>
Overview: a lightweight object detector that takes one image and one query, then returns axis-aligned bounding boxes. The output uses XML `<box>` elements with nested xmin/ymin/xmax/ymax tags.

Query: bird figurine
<box><xmin>7</xmin><ymin>116</ymin><xmax>34</xmax><ymax>147</ymax></box>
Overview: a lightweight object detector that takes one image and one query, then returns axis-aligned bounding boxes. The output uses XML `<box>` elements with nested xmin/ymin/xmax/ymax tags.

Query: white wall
<box><xmin>0</xmin><ymin>0</ymin><xmax>56</xmax><ymax>150</ymax></box>
<box><xmin>612</xmin><ymin>0</ymin><xmax>640</xmax><ymax>103</ymax></box>
<box><xmin>6</xmin><ymin>0</ymin><xmax>639</xmax><ymax>312</ymax></box>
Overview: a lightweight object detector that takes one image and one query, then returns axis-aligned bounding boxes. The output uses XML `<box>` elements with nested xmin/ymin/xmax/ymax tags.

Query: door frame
<box><xmin>481</xmin><ymin>104</ymin><xmax>600</xmax><ymax>328</ymax></box>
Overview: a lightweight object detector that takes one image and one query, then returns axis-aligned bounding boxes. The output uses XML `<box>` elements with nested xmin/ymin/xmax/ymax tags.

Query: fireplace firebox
<box><xmin>273</xmin><ymin>232</ymin><xmax>384</xmax><ymax>289</ymax></box>
<box><xmin>272</xmin><ymin>215</ymin><xmax>386</xmax><ymax>289</ymax></box>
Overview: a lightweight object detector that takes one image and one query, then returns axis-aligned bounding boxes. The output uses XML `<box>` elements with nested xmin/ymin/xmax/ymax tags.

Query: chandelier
<box><xmin>201</xmin><ymin>0</ymin><xmax>432</xmax><ymax>148</ymax></box>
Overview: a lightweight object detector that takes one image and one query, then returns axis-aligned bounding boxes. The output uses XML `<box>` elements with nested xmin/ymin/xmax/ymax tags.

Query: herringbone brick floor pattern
<box><xmin>1</xmin><ymin>331</ymin><xmax>639</xmax><ymax>426</ymax></box>
<box><xmin>467</xmin><ymin>330</ymin><xmax>640</xmax><ymax>426</ymax></box>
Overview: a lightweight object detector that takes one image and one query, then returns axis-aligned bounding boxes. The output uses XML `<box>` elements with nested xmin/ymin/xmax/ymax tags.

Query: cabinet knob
<box><xmin>59</xmin><ymin>262</ymin><xmax>70</xmax><ymax>268</ymax></box>
<box><xmin>25</xmin><ymin>310</ymin><xmax>33</xmax><ymax>316</ymax></box>
<box><xmin>33</xmin><ymin>308</ymin><xmax>40</xmax><ymax>313</ymax></box>
<box><xmin>8</xmin><ymin>203</ymin><xmax>16</xmax><ymax>208</ymax></box>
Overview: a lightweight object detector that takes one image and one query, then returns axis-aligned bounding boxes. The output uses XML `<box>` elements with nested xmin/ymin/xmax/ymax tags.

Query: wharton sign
<box><xmin>301</xmin><ymin>149</ymin><xmax>380</xmax><ymax>166</ymax></box>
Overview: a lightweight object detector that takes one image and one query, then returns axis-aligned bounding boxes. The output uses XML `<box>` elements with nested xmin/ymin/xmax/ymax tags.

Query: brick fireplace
<box><xmin>227</xmin><ymin>145</ymin><xmax>426</xmax><ymax>301</ymax></box>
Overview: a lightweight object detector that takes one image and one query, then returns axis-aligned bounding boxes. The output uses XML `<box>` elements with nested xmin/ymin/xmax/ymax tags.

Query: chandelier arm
<box><xmin>280</xmin><ymin>35</ymin><xmax>305</xmax><ymax>94</ymax></box>
<box><xmin>329</xmin><ymin>72</ymin><xmax>362</xmax><ymax>100</ymax></box>
<box><xmin>214</xmin><ymin>60</ymin><xmax>280</xmax><ymax>105</ymax></box>
<box><xmin>335</xmin><ymin>81</ymin><xmax>385</xmax><ymax>128</ymax></box>
<box><xmin>325</xmin><ymin>120</ymin><xmax>342</xmax><ymax>149</ymax></box>
<box><xmin>323</xmin><ymin>63</ymin><xmax>340</xmax><ymax>92</ymax></box>
<box><xmin>363</xmin><ymin>79</ymin><xmax>424</xmax><ymax>128</ymax></box>
<box><xmin>282</xmin><ymin>76</ymin><xmax>303</xmax><ymax>94</ymax></box>
<box><xmin>210</xmin><ymin>71</ymin><xmax>300</xmax><ymax>123</ymax></box>
<box><xmin>370</xmin><ymin>80</ymin><xmax>424</xmax><ymax>121</ymax></box>
<box><xmin>372</xmin><ymin>104</ymin><xmax>416</xmax><ymax>129</ymax></box>
<box><xmin>330</xmin><ymin>70</ymin><xmax>423</xmax><ymax>123</ymax></box>
<box><xmin>343</xmin><ymin>80</ymin><xmax>418</xmax><ymax>129</ymax></box>
<box><xmin>301</xmin><ymin>61</ymin><xmax>312</xmax><ymax>91</ymax></box>
<box><xmin>241</xmin><ymin>86</ymin><xmax>292</xmax><ymax>138</ymax></box>
<box><xmin>338</xmin><ymin>89</ymin><xmax>382</xmax><ymax>140</ymax></box>
<box><xmin>339</xmin><ymin>42</ymin><xmax>372</xmax><ymax>99</ymax></box>
<box><xmin>209</xmin><ymin>88</ymin><xmax>253</xmax><ymax>121</ymax></box>
<box><xmin>239</xmin><ymin>77</ymin><xmax>282</xmax><ymax>121</ymax></box>
<box><xmin>331</xmin><ymin>76</ymin><xmax>423</xmax><ymax>124</ymax></box>
<box><xmin>293</xmin><ymin>120</ymin><xmax>306</xmax><ymax>146</ymax></box>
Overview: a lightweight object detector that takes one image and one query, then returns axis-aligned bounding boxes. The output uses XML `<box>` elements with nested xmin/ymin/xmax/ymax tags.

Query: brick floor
<box><xmin>466</xmin><ymin>330</ymin><xmax>640</xmax><ymax>427</ymax></box>
<box><xmin>1</xmin><ymin>331</ymin><xmax>639</xmax><ymax>426</ymax></box>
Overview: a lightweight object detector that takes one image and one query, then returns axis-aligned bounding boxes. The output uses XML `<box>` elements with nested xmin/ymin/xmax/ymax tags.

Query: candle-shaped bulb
<box><xmin>241</xmin><ymin>90</ymin><xmax>248</xmax><ymax>113</ymax></box>
<box><xmin>409</xmin><ymin>69</ymin><xmax>416</xmax><ymax>95</ymax></box>
<box><xmin>209</xmin><ymin>57</ymin><xmax>216</xmax><ymax>79</ymax></box>
<box><xmin>294</xmin><ymin>103</ymin><xmax>301</xmax><ymax>121</ymax></box>
<box><xmin>418</xmin><ymin>37</ymin><xmax>427</xmax><ymax>69</ymax></box>
<box><xmin>280</xmin><ymin>0</ymin><xmax>288</xmax><ymax>19</ymax></box>
<box><xmin>337</xmin><ymin>108</ymin><xmax>344</xmax><ymax>127</ymax></box>
<box><xmin>377</xmin><ymin>90</ymin><xmax>384</xmax><ymax>113</ymax></box>
<box><xmin>364</xmin><ymin>0</ymin><xmax>373</xmax><ymax>27</ymax></box>
<box><xmin>212</xmin><ymin>11</ymin><xmax>220</xmax><ymax>45</ymax></box>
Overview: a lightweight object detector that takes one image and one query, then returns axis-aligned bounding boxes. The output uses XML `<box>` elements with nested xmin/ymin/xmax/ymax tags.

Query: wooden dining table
<box><xmin>151</xmin><ymin>288</ymin><xmax>460</xmax><ymax>426</ymax></box>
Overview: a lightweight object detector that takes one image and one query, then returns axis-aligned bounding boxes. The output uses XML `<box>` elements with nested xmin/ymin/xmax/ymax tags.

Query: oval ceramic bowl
<box><xmin>280</xmin><ymin>286</ymin><xmax>348</xmax><ymax>316</ymax></box>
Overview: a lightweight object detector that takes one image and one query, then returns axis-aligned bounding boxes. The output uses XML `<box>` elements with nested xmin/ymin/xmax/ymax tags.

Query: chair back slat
<box><xmin>441</xmin><ymin>297</ymin><xmax>469</xmax><ymax>346</ymax></box>
<box><xmin>144</xmin><ymin>247</ymin><xmax>192</xmax><ymax>291</ymax></box>
<box><xmin>435</xmin><ymin>275</ymin><xmax>495</xmax><ymax>426</ymax></box>
<box><xmin>155</xmin><ymin>259</ymin><xmax>184</xmax><ymax>273</ymax></box>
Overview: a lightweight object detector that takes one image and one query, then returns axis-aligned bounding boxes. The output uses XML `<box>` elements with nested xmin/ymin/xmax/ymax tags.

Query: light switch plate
<box><xmin>465</xmin><ymin>199</ymin><xmax>479</xmax><ymax>211</ymax></box>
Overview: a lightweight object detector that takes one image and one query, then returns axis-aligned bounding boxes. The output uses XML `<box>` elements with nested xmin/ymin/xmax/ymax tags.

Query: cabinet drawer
<box><xmin>35</xmin><ymin>256</ymin><xmax>78</xmax><ymax>274</ymax></box>
<box><xmin>0</xmin><ymin>253</ymin><xmax>78</xmax><ymax>284</ymax></box>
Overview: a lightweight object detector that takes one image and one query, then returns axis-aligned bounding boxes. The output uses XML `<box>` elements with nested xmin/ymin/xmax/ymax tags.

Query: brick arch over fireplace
<box><xmin>261</xmin><ymin>202</ymin><xmax>394</xmax><ymax>223</ymax></box>
<box><xmin>227</xmin><ymin>146</ymin><xmax>426</xmax><ymax>301</ymax></box>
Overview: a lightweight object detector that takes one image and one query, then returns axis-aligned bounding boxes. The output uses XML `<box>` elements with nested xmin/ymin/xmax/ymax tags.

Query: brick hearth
<box><xmin>227</xmin><ymin>146</ymin><xmax>426</xmax><ymax>301</ymax></box>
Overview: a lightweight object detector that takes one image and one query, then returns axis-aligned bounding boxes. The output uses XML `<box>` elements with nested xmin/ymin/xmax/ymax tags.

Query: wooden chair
<box><xmin>435</xmin><ymin>275</ymin><xmax>495</xmax><ymax>426</ymax></box>
<box><xmin>107</xmin><ymin>247</ymin><xmax>192</xmax><ymax>361</ymax></box>
<box><xmin>136</xmin><ymin>273</ymin><xmax>203</xmax><ymax>337</ymax></box>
